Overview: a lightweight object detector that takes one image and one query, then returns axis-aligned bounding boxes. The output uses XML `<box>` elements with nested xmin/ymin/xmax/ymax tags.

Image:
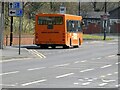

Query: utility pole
<box><xmin>10</xmin><ymin>16</ymin><xmax>13</xmax><ymax>46</ymax></box>
<box><xmin>0</xmin><ymin>2</ymin><xmax>4</xmax><ymax>49</ymax></box>
<box><xmin>78</xmin><ymin>0</ymin><xmax>80</xmax><ymax>16</ymax></box>
<box><xmin>103</xmin><ymin>1</ymin><xmax>107</xmax><ymax>40</ymax></box>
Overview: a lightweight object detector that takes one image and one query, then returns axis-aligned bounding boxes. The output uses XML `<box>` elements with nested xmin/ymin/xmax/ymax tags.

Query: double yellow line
<box><xmin>28</xmin><ymin>49</ymin><xmax>46</xmax><ymax>58</ymax></box>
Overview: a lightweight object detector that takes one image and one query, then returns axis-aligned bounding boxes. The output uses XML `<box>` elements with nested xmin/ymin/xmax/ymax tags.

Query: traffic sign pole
<box><xmin>8</xmin><ymin>2</ymin><xmax>23</xmax><ymax>55</ymax></box>
<box><xmin>10</xmin><ymin>16</ymin><xmax>13</xmax><ymax>46</ymax></box>
<box><xmin>19</xmin><ymin>17</ymin><xmax>22</xmax><ymax>55</ymax></box>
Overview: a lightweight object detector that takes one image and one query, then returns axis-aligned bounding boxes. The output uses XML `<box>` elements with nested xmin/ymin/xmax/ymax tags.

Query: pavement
<box><xmin>1</xmin><ymin>46</ymin><xmax>35</xmax><ymax>61</ymax></box>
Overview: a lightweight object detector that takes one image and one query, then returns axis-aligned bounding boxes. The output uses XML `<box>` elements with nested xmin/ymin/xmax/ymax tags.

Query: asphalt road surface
<box><xmin>1</xmin><ymin>40</ymin><xmax>119</xmax><ymax>88</ymax></box>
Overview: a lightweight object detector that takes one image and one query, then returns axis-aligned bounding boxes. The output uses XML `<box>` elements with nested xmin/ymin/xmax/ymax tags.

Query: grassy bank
<box><xmin>83</xmin><ymin>34</ymin><xmax>113</xmax><ymax>40</ymax></box>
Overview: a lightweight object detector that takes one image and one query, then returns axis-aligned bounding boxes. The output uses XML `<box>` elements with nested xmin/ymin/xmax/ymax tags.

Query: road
<box><xmin>1</xmin><ymin>40</ymin><xmax>119</xmax><ymax>88</ymax></box>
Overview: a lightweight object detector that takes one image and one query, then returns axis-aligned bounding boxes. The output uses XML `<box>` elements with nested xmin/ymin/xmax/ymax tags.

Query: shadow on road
<box><xmin>13</xmin><ymin>45</ymin><xmax>74</xmax><ymax>50</ymax></box>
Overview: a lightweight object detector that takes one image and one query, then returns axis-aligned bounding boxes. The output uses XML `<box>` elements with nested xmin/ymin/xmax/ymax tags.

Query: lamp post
<box><xmin>0</xmin><ymin>2</ymin><xmax>4</xmax><ymax>49</ymax></box>
<box><xmin>78</xmin><ymin>0</ymin><xmax>80</xmax><ymax>16</ymax></box>
<box><xmin>103</xmin><ymin>1</ymin><xmax>107</xmax><ymax>40</ymax></box>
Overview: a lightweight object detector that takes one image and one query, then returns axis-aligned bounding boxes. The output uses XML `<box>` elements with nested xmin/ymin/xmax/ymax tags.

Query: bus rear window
<box><xmin>38</xmin><ymin>16</ymin><xmax>63</xmax><ymax>25</ymax></box>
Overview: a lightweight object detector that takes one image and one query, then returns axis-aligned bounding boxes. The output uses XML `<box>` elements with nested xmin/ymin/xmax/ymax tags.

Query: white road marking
<box><xmin>0</xmin><ymin>58</ymin><xmax>32</xmax><ymax>63</ymax></box>
<box><xmin>114</xmin><ymin>72</ymin><xmax>118</xmax><ymax>74</ymax></box>
<box><xmin>80</xmin><ymin>68</ymin><xmax>94</xmax><ymax>73</ymax></box>
<box><xmin>88</xmin><ymin>79</ymin><xmax>93</xmax><ymax>82</ymax></box>
<box><xmin>115</xmin><ymin>62</ymin><xmax>120</xmax><ymax>65</ymax></box>
<box><xmin>96</xmin><ymin>57</ymin><xmax>101</xmax><ymax>60</ymax></box>
<box><xmin>21</xmin><ymin>79</ymin><xmax>47</xmax><ymax>86</ymax></box>
<box><xmin>0</xmin><ymin>71</ymin><xmax>19</xmax><ymax>76</ymax></box>
<box><xmin>108</xmin><ymin>55</ymin><xmax>115</xmax><ymax>58</ymax></box>
<box><xmin>27</xmin><ymin>67</ymin><xmax>46</xmax><ymax>71</ymax></box>
<box><xmin>115</xmin><ymin>84</ymin><xmax>120</xmax><ymax>87</ymax></box>
<box><xmin>28</xmin><ymin>50</ymin><xmax>46</xmax><ymax>58</ymax></box>
<box><xmin>102</xmin><ymin>79</ymin><xmax>116</xmax><ymax>83</ymax></box>
<box><xmin>100</xmin><ymin>75</ymin><xmax>106</xmax><ymax>78</ymax></box>
<box><xmin>33</xmin><ymin>50</ymin><xmax>46</xmax><ymax>58</ymax></box>
<box><xmin>81</xmin><ymin>60</ymin><xmax>87</xmax><ymax>63</ymax></box>
<box><xmin>108</xmin><ymin>43</ymin><xmax>117</xmax><ymax>45</ymax></box>
<box><xmin>99</xmin><ymin>83</ymin><xmax>108</xmax><ymax>86</ymax></box>
<box><xmin>0</xmin><ymin>84</ymin><xmax>16</xmax><ymax>87</ymax></box>
<box><xmin>78</xmin><ymin>79</ymin><xmax>84</xmax><ymax>81</ymax></box>
<box><xmin>107</xmin><ymin>73</ymin><xmax>112</xmax><ymax>76</ymax></box>
<box><xmin>74</xmin><ymin>83</ymin><xmax>79</xmax><ymax>85</ymax></box>
<box><xmin>56</xmin><ymin>73</ymin><xmax>74</xmax><ymax>79</ymax></box>
<box><xmin>74</xmin><ymin>61</ymin><xmax>80</xmax><ymax>64</ymax></box>
<box><xmin>100</xmin><ymin>64</ymin><xmax>112</xmax><ymax>69</ymax></box>
<box><xmin>82</xmin><ymin>82</ymin><xmax>91</xmax><ymax>85</ymax></box>
<box><xmin>53</xmin><ymin>63</ymin><xmax>70</xmax><ymax>67</ymax></box>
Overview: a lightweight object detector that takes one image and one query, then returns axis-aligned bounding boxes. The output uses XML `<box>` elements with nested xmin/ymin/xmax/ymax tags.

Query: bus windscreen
<box><xmin>38</xmin><ymin>16</ymin><xmax>63</xmax><ymax>25</ymax></box>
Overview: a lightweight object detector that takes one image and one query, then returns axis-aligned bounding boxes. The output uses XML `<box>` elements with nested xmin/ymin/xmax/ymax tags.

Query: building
<box><xmin>109</xmin><ymin>6</ymin><xmax>120</xmax><ymax>33</ymax></box>
<box><xmin>82</xmin><ymin>12</ymin><xmax>105</xmax><ymax>34</ymax></box>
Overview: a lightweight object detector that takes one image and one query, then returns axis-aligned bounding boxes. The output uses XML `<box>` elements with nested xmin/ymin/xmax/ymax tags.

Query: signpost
<box><xmin>9</xmin><ymin>2</ymin><xmax>23</xmax><ymax>55</ymax></box>
<box><xmin>60</xmin><ymin>6</ymin><xmax>66</xmax><ymax>14</ymax></box>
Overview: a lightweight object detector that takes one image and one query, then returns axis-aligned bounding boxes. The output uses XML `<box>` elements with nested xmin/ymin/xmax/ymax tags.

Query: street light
<box><xmin>0</xmin><ymin>2</ymin><xmax>4</xmax><ymax>49</ymax></box>
<box><xmin>103</xmin><ymin>1</ymin><xmax>107</xmax><ymax>40</ymax></box>
<box><xmin>78</xmin><ymin>0</ymin><xmax>80</xmax><ymax>16</ymax></box>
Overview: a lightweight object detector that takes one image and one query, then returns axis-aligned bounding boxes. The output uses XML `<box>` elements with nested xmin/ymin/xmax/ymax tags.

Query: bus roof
<box><xmin>36</xmin><ymin>13</ymin><xmax>82</xmax><ymax>17</ymax></box>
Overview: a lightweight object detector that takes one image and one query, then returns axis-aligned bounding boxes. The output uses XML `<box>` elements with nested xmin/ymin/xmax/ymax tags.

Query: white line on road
<box><xmin>108</xmin><ymin>55</ymin><xmax>116</xmax><ymax>58</ymax></box>
<box><xmin>74</xmin><ymin>61</ymin><xmax>80</xmax><ymax>64</ymax></box>
<box><xmin>99</xmin><ymin>83</ymin><xmax>108</xmax><ymax>86</ymax></box>
<box><xmin>53</xmin><ymin>63</ymin><xmax>70</xmax><ymax>67</ymax></box>
<box><xmin>115</xmin><ymin>84</ymin><xmax>120</xmax><ymax>87</ymax></box>
<box><xmin>0</xmin><ymin>71</ymin><xmax>19</xmax><ymax>76</ymax></box>
<box><xmin>21</xmin><ymin>79</ymin><xmax>47</xmax><ymax>86</ymax></box>
<box><xmin>102</xmin><ymin>79</ymin><xmax>116</xmax><ymax>83</ymax></box>
<box><xmin>80</xmin><ymin>68</ymin><xmax>94</xmax><ymax>73</ymax></box>
<box><xmin>100</xmin><ymin>64</ymin><xmax>112</xmax><ymax>69</ymax></box>
<box><xmin>115</xmin><ymin>62</ymin><xmax>120</xmax><ymax>65</ymax></box>
<box><xmin>0</xmin><ymin>84</ymin><xmax>16</xmax><ymax>87</ymax></box>
<box><xmin>96</xmin><ymin>57</ymin><xmax>102</xmax><ymax>60</ymax></box>
<box><xmin>82</xmin><ymin>82</ymin><xmax>91</xmax><ymax>85</ymax></box>
<box><xmin>56</xmin><ymin>73</ymin><xmax>74</xmax><ymax>79</ymax></box>
<box><xmin>81</xmin><ymin>60</ymin><xmax>87</xmax><ymax>63</ymax></box>
<box><xmin>27</xmin><ymin>67</ymin><xmax>46</xmax><ymax>71</ymax></box>
<box><xmin>74</xmin><ymin>83</ymin><xmax>79</xmax><ymax>85</ymax></box>
<box><xmin>100</xmin><ymin>75</ymin><xmax>106</xmax><ymax>78</ymax></box>
<box><xmin>0</xmin><ymin>58</ymin><xmax>32</xmax><ymax>63</ymax></box>
<box><xmin>114</xmin><ymin>72</ymin><xmax>118</xmax><ymax>74</ymax></box>
<box><xmin>107</xmin><ymin>73</ymin><xmax>112</xmax><ymax>76</ymax></box>
<box><xmin>33</xmin><ymin>50</ymin><xmax>46</xmax><ymax>58</ymax></box>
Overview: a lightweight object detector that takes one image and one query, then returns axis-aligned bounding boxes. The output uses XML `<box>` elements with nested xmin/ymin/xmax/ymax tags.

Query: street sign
<box><xmin>60</xmin><ymin>6</ymin><xmax>66</xmax><ymax>14</ymax></box>
<box><xmin>8</xmin><ymin>2</ymin><xmax>23</xmax><ymax>17</ymax></box>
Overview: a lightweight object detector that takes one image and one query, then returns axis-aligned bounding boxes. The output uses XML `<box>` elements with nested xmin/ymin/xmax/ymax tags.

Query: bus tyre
<box><xmin>78</xmin><ymin>38</ymin><xmax>81</xmax><ymax>47</ymax></box>
<box><xmin>41</xmin><ymin>45</ymin><xmax>48</xmax><ymax>49</ymax></box>
<box><xmin>69</xmin><ymin>39</ymin><xmax>73</xmax><ymax>48</ymax></box>
<box><xmin>52</xmin><ymin>45</ymin><xmax>56</xmax><ymax>49</ymax></box>
<box><xmin>63</xmin><ymin>45</ymin><xmax>69</xmax><ymax>49</ymax></box>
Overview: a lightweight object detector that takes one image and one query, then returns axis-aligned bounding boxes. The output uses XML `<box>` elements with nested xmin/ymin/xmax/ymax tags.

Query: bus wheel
<box><xmin>70</xmin><ymin>39</ymin><xmax>73</xmax><ymax>48</ymax></box>
<box><xmin>78</xmin><ymin>38</ymin><xmax>81</xmax><ymax>47</ymax></box>
<box><xmin>63</xmin><ymin>45</ymin><xmax>69</xmax><ymax>49</ymax></box>
<box><xmin>41</xmin><ymin>45</ymin><xmax>48</xmax><ymax>49</ymax></box>
<box><xmin>52</xmin><ymin>45</ymin><xmax>56</xmax><ymax>49</ymax></box>
<box><xmin>70</xmin><ymin>38</ymin><xmax>72</xmax><ymax>46</ymax></box>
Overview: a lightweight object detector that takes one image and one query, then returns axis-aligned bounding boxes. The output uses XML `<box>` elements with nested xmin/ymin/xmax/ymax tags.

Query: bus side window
<box><xmin>78</xmin><ymin>21</ymin><xmax>82</xmax><ymax>32</ymax></box>
<box><xmin>67</xmin><ymin>20</ymin><xmax>71</xmax><ymax>32</ymax></box>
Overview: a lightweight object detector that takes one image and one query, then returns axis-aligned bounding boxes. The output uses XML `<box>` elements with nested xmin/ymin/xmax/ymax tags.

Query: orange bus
<box><xmin>35</xmin><ymin>13</ymin><xmax>83</xmax><ymax>48</ymax></box>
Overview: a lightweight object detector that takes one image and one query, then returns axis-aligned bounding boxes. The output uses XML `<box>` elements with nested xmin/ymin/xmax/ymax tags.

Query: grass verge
<box><xmin>83</xmin><ymin>34</ymin><xmax>113</xmax><ymax>40</ymax></box>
